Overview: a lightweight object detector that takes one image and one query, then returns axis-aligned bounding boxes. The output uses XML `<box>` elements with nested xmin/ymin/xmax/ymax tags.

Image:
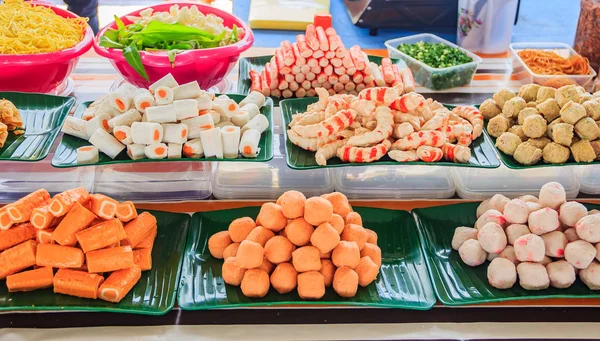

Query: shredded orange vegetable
<box><xmin>0</xmin><ymin>0</ymin><xmax>87</xmax><ymax>54</ymax></box>
<box><xmin>517</xmin><ymin>49</ymin><xmax>591</xmax><ymax>76</ymax></box>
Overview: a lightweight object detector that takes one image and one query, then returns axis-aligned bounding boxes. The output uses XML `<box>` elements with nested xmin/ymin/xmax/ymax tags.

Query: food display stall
<box><xmin>1</xmin><ymin>0</ymin><xmax>600</xmax><ymax>339</ymax></box>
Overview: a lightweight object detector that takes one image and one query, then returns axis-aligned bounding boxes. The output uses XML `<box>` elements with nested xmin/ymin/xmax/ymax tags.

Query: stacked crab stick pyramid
<box><xmin>250</xmin><ymin>23</ymin><xmax>414</xmax><ymax>98</ymax></box>
<box><xmin>0</xmin><ymin>188</ymin><xmax>156</xmax><ymax>303</ymax></box>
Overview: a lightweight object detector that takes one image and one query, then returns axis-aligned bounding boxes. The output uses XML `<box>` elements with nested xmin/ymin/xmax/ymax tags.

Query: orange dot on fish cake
<box><xmin>360</xmin><ymin>243</ymin><xmax>382</xmax><ymax>267</ymax></box>
<box><xmin>320</xmin><ymin>259</ymin><xmax>336</xmax><ymax>287</ymax></box>
<box><xmin>270</xmin><ymin>262</ymin><xmax>298</xmax><ymax>294</ymax></box>
<box><xmin>257</xmin><ymin>203</ymin><xmax>287</xmax><ymax>232</ymax></box>
<box><xmin>292</xmin><ymin>246</ymin><xmax>321</xmax><ymax>272</ymax></box>
<box><xmin>222</xmin><ymin>257</ymin><xmax>246</xmax><ymax>286</ymax></box>
<box><xmin>329</xmin><ymin>214</ymin><xmax>345</xmax><ymax>235</ymax></box>
<box><xmin>285</xmin><ymin>218</ymin><xmax>314</xmax><ymax>246</ymax></box>
<box><xmin>265</xmin><ymin>236</ymin><xmax>294</xmax><ymax>264</ymax></box>
<box><xmin>297</xmin><ymin>271</ymin><xmax>325</xmax><ymax>299</ymax></box>
<box><xmin>321</xmin><ymin>192</ymin><xmax>352</xmax><ymax>218</ymax></box>
<box><xmin>208</xmin><ymin>231</ymin><xmax>232</xmax><ymax>259</ymax></box>
<box><xmin>341</xmin><ymin>224</ymin><xmax>369</xmax><ymax>250</ymax></box>
<box><xmin>304</xmin><ymin>197</ymin><xmax>333</xmax><ymax>226</ymax></box>
<box><xmin>228</xmin><ymin>217</ymin><xmax>256</xmax><ymax>242</ymax></box>
<box><xmin>355</xmin><ymin>256</ymin><xmax>379</xmax><ymax>287</ymax></box>
<box><xmin>333</xmin><ymin>266</ymin><xmax>359</xmax><ymax>297</ymax></box>
<box><xmin>236</xmin><ymin>240</ymin><xmax>264</xmax><ymax>269</ymax></box>
<box><xmin>276</xmin><ymin>190</ymin><xmax>306</xmax><ymax>219</ymax></box>
<box><xmin>310</xmin><ymin>222</ymin><xmax>341</xmax><ymax>254</ymax></box>
<box><xmin>246</xmin><ymin>226</ymin><xmax>275</xmax><ymax>247</ymax></box>
<box><xmin>223</xmin><ymin>242</ymin><xmax>240</xmax><ymax>260</ymax></box>
<box><xmin>241</xmin><ymin>268</ymin><xmax>270</xmax><ymax>298</ymax></box>
<box><xmin>345</xmin><ymin>212</ymin><xmax>363</xmax><ymax>226</ymax></box>
<box><xmin>332</xmin><ymin>241</ymin><xmax>361</xmax><ymax>269</ymax></box>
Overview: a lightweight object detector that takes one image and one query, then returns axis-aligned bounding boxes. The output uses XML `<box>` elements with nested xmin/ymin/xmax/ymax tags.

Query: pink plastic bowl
<box><xmin>0</xmin><ymin>4</ymin><xmax>93</xmax><ymax>93</ymax></box>
<box><xmin>93</xmin><ymin>3</ymin><xmax>254</xmax><ymax>89</ymax></box>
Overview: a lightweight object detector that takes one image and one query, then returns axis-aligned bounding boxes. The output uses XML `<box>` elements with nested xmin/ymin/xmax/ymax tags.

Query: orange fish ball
<box><xmin>223</xmin><ymin>242</ymin><xmax>240</xmax><ymax>260</ymax></box>
<box><xmin>332</xmin><ymin>241</ymin><xmax>361</xmax><ymax>269</ymax></box>
<box><xmin>246</xmin><ymin>226</ymin><xmax>275</xmax><ymax>247</ymax></box>
<box><xmin>285</xmin><ymin>218</ymin><xmax>314</xmax><ymax>246</ymax></box>
<box><xmin>341</xmin><ymin>224</ymin><xmax>369</xmax><ymax>250</ymax></box>
<box><xmin>319</xmin><ymin>259</ymin><xmax>335</xmax><ymax>287</ymax></box>
<box><xmin>292</xmin><ymin>246</ymin><xmax>321</xmax><ymax>272</ymax></box>
<box><xmin>270</xmin><ymin>262</ymin><xmax>298</xmax><ymax>294</ymax></box>
<box><xmin>258</xmin><ymin>257</ymin><xmax>274</xmax><ymax>274</ymax></box>
<box><xmin>236</xmin><ymin>240</ymin><xmax>264</xmax><ymax>269</ymax></box>
<box><xmin>321</xmin><ymin>192</ymin><xmax>352</xmax><ymax>218</ymax></box>
<box><xmin>228</xmin><ymin>217</ymin><xmax>256</xmax><ymax>242</ymax></box>
<box><xmin>276</xmin><ymin>190</ymin><xmax>306</xmax><ymax>219</ymax></box>
<box><xmin>365</xmin><ymin>229</ymin><xmax>378</xmax><ymax>244</ymax></box>
<box><xmin>297</xmin><ymin>271</ymin><xmax>325</xmax><ymax>299</ymax></box>
<box><xmin>304</xmin><ymin>197</ymin><xmax>333</xmax><ymax>226</ymax></box>
<box><xmin>355</xmin><ymin>256</ymin><xmax>379</xmax><ymax>287</ymax></box>
<box><xmin>264</xmin><ymin>236</ymin><xmax>294</xmax><ymax>264</ymax></box>
<box><xmin>279</xmin><ymin>228</ymin><xmax>288</xmax><ymax>238</ymax></box>
<box><xmin>257</xmin><ymin>203</ymin><xmax>287</xmax><ymax>232</ymax></box>
<box><xmin>320</xmin><ymin>251</ymin><xmax>331</xmax><ymax>259</ymax></box>
<box><xmin>329</xmin><ymin>214</ymin><xmax>345</xmax><ymax>235</ymax></box>
<box><xmin>208</xmin><ymin>231</ymin><xmax>232</xmax><ymax>259</ymax></box>
<box><xmin>241</xmin><ymin>268</ymin><xmax>270</xmax><ymax>298</ymax></box>
<box><xmin>222</xmin><ymin>257</ymin><xmax>246</xmax><ymax>286</ymax></box>
<box><xmin>333</xmin><ymin>267</ymin><xmax>359</xmax><ymax>297</ymax></box>
<box><xmin>345</xmin><ymin>212</ymin><xmax>363</xmax><ymax>226</ymax></box>
<box><xmin>360</xmin><ymin>243</ymin><xmax>382</xmax><ymax>267</ymax></box>
<box><xmin>310</xmin><ymin>222</ymin><xmax>341</xmax><ymax>254</ymax></box>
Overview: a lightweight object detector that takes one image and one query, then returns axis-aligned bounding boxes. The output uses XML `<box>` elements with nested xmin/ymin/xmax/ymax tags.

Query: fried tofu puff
<box><xmin>228</xmin><ymin>217</ymin><xmax>256</xmax><ymax>242</ymax></box>
<box><xmin>555</xmin><ymin>85</ymin><xmax>583</xmax><ymax>108</ymax></box>
<box><xmin>297</xmin><ymin>271</ymin><xmax>325</xmax><ymax>299</ymax></box>
<box><xmin>264</xmin><ymin>236</ymin><xmax>295</xmax><ymax>264</ymax></box>
<box><xmin>536</xmin><ymin>86</ymin><xmax>557</xmax><ymax>103</ymax></box>
<box><xmin>522</xmin><ymin>115</ymin><xmax>547</xmax><ymax>138</ymax></box>
<box><xmin>527</xmin><ymin>137</ymin><xmax>551</xmax><ymax>150</ymax></box>
<box><xmin>502</xmin><ymin>96</ymin><xmax>527</xmax><ymax>118</ymax></box>
<box><xmin>319</xmin><ymin>259</ymin><xmax>335</xmax><ymax>287</ymax></box>
<box><xmin>583</xmin><ymin>99</ymin><xmax>600</xmax><ymax>120</ymax></box>
<box><xmin>341</xmin><ymin>224</ymin><xmax>369</xmax><ymax>250</ymax></box>
<box><xmin>571</xmin><ymin>139</ymin><xmax>596</xmax><ymax>162</ymax></box>
<box><xmin>241</xmin><ymin>268</ymin><xmax>270</xmax><ymax>297</ymax></box>
<box><xmin>257</xmin><ymin>203</ymin><xmax>288</xmax><ymax>232</ymax></box>
<box><xmin>536</xmin><ymin>98</ymin><xmax>561</xmax><ymax>122</ymax></box>
<box><xmin>550</xmin><ymin>123</ymin><xmax>574</xmax><ymax>146</ymax></box>
<box><xmin>365</xmin><ymin>229</ymin><xmax>378</xmax><ymax>244</ymax></box>
<box><xmin>487</xmin><ymin>115</ymin><xmax>512</xmax><ymax>138</ymax></box>
<box><xmin>270</xmin><ymin>263</ymin><xmax>298</xmax><ymax>294</ymax></box>
<box><xmin>304</xmin><ymin>197</ymin><xmax>334</xmax><ymax>226</ymax></box>
<box><xmin>292</xmin><ymin>246</ymin><xmax>321</xmax><ymax>272</ymax></box>
<box><xmin>495</xmin><ymin>132</ymin><xmax>522</xmax><ymax>155</ymax></box>
<box><xmin>329</xmin><ymin>214</ymin><xmax>345</xmax><ymax>235</ymax></box>
<box><xmin>354</xmin><ymin>256</ymin><xmax>379</xmax><ymax>287</ymax></box>
<box><xmin>222</xmin><ymin>257</ymin><xmax>246</xmax><ymax>286</ymax></box>
<box><xmin>333</xmin><ymin>267</ymin><xmax>359</xmax><ymax>297</ymax></box>
<box><xmin>480</xmin><ymin>98</ymin><xmax>502</xmax><ymax>120</ymax></box>
<box><xmin>543</xmin><ymin>142</ymin><xmax>570</xmax><ymax>164</ymax></box>
<box><xmin>518</xmin><ymin>84</ymin><xmax>540</xmax><ymax>102</ymax></box>
<box><xmin>246</xmin><ymin>226</ymin><xmax>275</xmax><ymax>247</ymax></box>
<box><xmin>332</xmin><ymin>241</ymin><xmax>361</xmax><ymax>269</ymax></box>
<box><xmin>361</xmin><ymin>243</ymin><xmax>382</xmax><ymax>267</ymax></box>
<box><xmin>590</xmin><ymin>140</ymin><xmax>600</xmax><ymax>160</ymax></box>
<box><xmin>518</xmin><ymin>107</ymin><xmax>540</xmax><ymax>125</ymax></box>
<box><xmin>276</xmin><ymin>190</ymin><xmax>306</xmax><ymax>219</ymax></box>
<box><xmin>493</xmin><ymin>88</ymin><xmax>516</xmax><ymax>109</ymax></box>
<box><xmin>487</xmin><ymin>257</ymin><xmax>517</xmax><ymax>289</ymax></box>
<box><xmin>345</xmin><ymin>212</ymin><xmax>362</xmax><ymax>226</ymax></box>
<box><xmin>508</xmin><ymin>125</ymin><xmax>528</xmax><ymax>141</ymax></box>
<box><xmin>208</xmin><ymin>231</ymin><xmax>233</xmax><ymax>259</ymax></box>
<box><xmin>223</xmin><ymin>243</ymin><xmax>240</xmax><ymax>260</ymax></box>
<box><xmin>285</xmin><ymin>218</ymin><xmax>314</xmax><ymax>247</ymax></box>
<box><xmin>513</xmin><ymin>142</ymin><xmax>543</xmax><ymax>165</ymax></box>
<box><xmin>321</xmin><ymin>192</ymin><xmax>352</xmax><ymax>218</ymax></box>
<box><xmin>575</xmin><ymin>117</ymin><xmax>600</xmax><ymax>140</ymax></box>
<box><xmin>310</xmin><ymin>222</ymin><xmax>341</xmax><ymax>254</ymax></box>
<box><xmin>560</xmin><ymin>101</ymin><xmax>587</xmax><ymax>125</ymax></box>
<box><xmin>236</xmin><ymin>240</ymin><xmax>265</xmax><ymax>269</ymax></box>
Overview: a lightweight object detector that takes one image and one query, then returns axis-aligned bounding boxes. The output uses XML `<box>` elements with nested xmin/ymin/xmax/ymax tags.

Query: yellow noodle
<box><xmin>0</xmin><ymin>0</ymin><xmax>87</xmax><ymax>54</ymax></box>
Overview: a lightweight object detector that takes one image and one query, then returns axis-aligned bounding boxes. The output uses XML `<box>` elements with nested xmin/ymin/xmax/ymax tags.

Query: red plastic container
<box><xmin>93</xmin><ymin>3</ymin><xmax>254</xmax><ymax>89</ymax></box>
<box><xmin>0</xmin><ymin>4</ymin><xmax>93</xmax><ymax>93</ymax></box>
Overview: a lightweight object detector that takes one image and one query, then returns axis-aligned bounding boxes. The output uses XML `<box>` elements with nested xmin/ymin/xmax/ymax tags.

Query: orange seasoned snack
<box><xmin>0</xmin><ymin>189</ymin><xmax>156</xmax><ymax>303</ymax></box>
<box><xmin>207</xmin><ymin>191</ymin><xmax>382</xmax><ymax>299</ymax></box>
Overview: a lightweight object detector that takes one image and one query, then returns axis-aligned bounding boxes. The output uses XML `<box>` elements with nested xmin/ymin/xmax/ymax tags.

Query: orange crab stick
<box><xmin>52</xmin><ymin>202</ymin><xmax>96</xmax><ymax>246</ymax></box>
<box><xmin>30</xmin><ymin>205</ymin><xmax>59</xmax><ymax>230</ymax></box>
<box><xmin>115</xmin><ymin>201</ymin><xmax>138</xmax><ymax>223</ymax></box>
<box><xmin>134</xmin><ymin>224</ymin><xmax>157</xmax><ymax>250</ymax></box>
<box><xmin>54</xmin><ymin>268</ymin><xmax>104</xmax><ymax>299</ymax></box>
<box><xmin>0</xmin><ymin>240</ymin><xmax>37</xmax><ymax>280</ymax></box>
<box><xmin>133</xmin><ymin>249</ymin><xmax>152</xmax><ymax>271</ymax></box>
<box><xmin>76</xmin><ymin>219</ymin><xmax>128</xmax><ymax>253</ymax></box>
<box><xmin>97</xmin><ymin>266</ymin><xmax>142</xmax><ymax>303</ymax></box>
<box><xmin>0</xmin><ymin>222</ymin><xmax>35</xmax><ymax>251</ymax></box>
<box><xmin>36</xmin><ymin>243</ymin><xmax>84</xmax><ymax>269</ymax></box>
<box><xmin>4</xmin><ymin>189</ymin><xmax>51</xmax><ymax>224</ymax></box>
<box><xmin>6</xmin><ymin>267</ymin><xmax>54</xmax><ymax>292</ymax></box>
<box><xmin>89</xmin><ymin>194</ymin><xmax>118</xmax><ymax>220</ymax></box>
<box><xmin>48</xmin><ymin>187</ymin><xmax>90</xmax><ymax>217</ymax></box>
<box><xmin>124</xmin><ymin>212</ymin><xmax>157</xmax><ymax>248</ymax></box>
<box><xmin>36</xmin><ymin>229</ymin><xmax>55</xmax><ymax>244</ymax></box>
<box><xmin>0</xmin><ymin>206</ymin><xmax>13</xmax><ymax>230</ymax></box>
<box><xmin>86</xmin><ymin>246</ymin><xmax>134</xmax><ymax>273</ymax></box>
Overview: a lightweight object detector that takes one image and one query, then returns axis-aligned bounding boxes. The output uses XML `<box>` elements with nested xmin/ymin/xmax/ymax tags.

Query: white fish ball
<box><xmin>506</xmin><ymin>224</ymin><xmax>531</xmax><ymax>245</ymax></box>
<box><xmin>514</xmin><ymin>234</ymin><xmax>545</xmax><ymax>262</ymax></box>
<box><xmin>519</xmin><ymin>195</ymin><xmax>539</xmax><ymax>203</ymax></box>
<box><xmin>564</xmin><ymin>240</ymin><xmax>596</xmax><ymax>269</ymax></box>
<box><xmin>546</xmin><ymin>260</ymin><xmax>576</xmax><ymax>289</ymax></box>
<box><xmin>517</xmin><ymin>262</ymin><xmax>550</xmax><ymax>290</ymax></box>
<box><xmin>559</xmin><ymin>202</ymin><xmax>588</xmax><ymax>227</ymax></box>
<box><xmin>526</xmin><ymin>202</ymin><xmax>543</xmax><ymax>213</ymax></box>
<box><xmin>579</xmin><ymin>262</ymin><xmax>600</xmax><ymax>290</ymax></box>
<box><xmin>564</xmin><ymin>227</ymin><xmax>580</xmax><ymax>242</ymax></box>
<box><xmin>451</xmin><ymin>227</ymin><xmax>478</xmax><ymax>251</ymax></box>
<box><xmin>539</xmin><ymin>182</ymin><xmax>566</xmax><ymax>210</ymax></box>
<box><xmin>476</xmin><ymin>199</ymin><xmax>491</xmax><ymax>218</ymax></box>
<box><xmin>475</xmin><ymin>209</ymin><xmax>506</xmax><ymax>230</ymax></box>
<box><xmin>575</xmin><ymin>214</ymin><xmax>600</xmax><ymax>243</ymax></box>
<box><xmin>478</xmin><ymin>222</ymin><xmax>507</xmax><ymax>254</ymax></box>
<box><xmin>504</xmin><ymin>199</ymin><xmax>529</xmax><ymax>224</ymax></box>
<box><xmin>498</xmin><ymin>245</ymin><xmax>519</xmax><ymax>265</ymax></box>
<box><xmin>458</xmin><ymin>239</ymin><xmax>487</xmax><ymax>267</ymax></box>
<box><xmin>487</xmin><ymin>257</ymin><xmax>517</xmax><ymax>289</ymax></box>
<box><xmin>541</xmin><ymin>231</ymin><xmax>568</xmax><ymax>258</ymax></box>
<box><xmin>489</xmin><ymin>194</ymin><xmax>511</xmax><ymax>213</ymax></box>
<box><xmin>528</xmin><ymin>207</ymin><xmax>560</xmax><ymax>235</ymax></box>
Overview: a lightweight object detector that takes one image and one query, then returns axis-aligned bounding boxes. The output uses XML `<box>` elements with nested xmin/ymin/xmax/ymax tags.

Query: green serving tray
<box><xmin>413</xmin><ymin>202</ymin><xmax>600</xmax><ymax>306</ymax></box>
<box><xmin>0</xmin><ymin>209</ymin><xmax>190</xmax><ymax>315</ymax></box>
<box><xmin>237</xmin><ymin>55</ymin><xmax>408</xmax><ymax>106</ymax></box>
<box><xmin>0</xmin><ymin>92</ymin><xmax>75</xmax><ymax>161</ymax></box>
<box><xmin>280</xmin><ymin>99</ymin><xmax>500</xmax><ymax>169</ymax></box>
<box><xmin>51</xmin><ymin>95</ymin><xmax>274</xmax><ymax>168</ymax></box>
<box><xmin>178</xmin><ymin>206</ymin><xmax>435</xmax><ymax>310</ymax></box>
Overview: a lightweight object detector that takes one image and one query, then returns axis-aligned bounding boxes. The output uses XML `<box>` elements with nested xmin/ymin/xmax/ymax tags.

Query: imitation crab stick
<box><xmin>133</xmin><ymin>249</ymin><xmax>152</xmax><ymax>271</ymax></box>
<box><xmin>0</xmin><ymin>240</ymin><xmax>37</xmax><ymax>280</ymax></box>
<box><xmin>89</xmin><ymin>194</ymin><xmax>118</xmax><ymax>220</ymax></box>
<box><xmin>48</xmin><ymin>187</ymin><xmax>90</xmax><ymax>217</ymax></box>
<box><xmin>36</xmin><ymin>243</ymin><xmax>84</xmax><ymax>269</ymax></box>
<box><xmin>97</xmin><ymin>267</ymin><xmax>141</xmax><ymax>303</ymax></box>
<box><xmin>86</xmin><ymin>246</ymin><xmax>134</xmax><ymax>273</ymax></box>
<box><xmin>123</xmin><ymin>212</ymin><xmax>157</xmax><ymax>248</ymax></box>
<box><xmin>0</xmin><ymin>222</ymin><xmax>35</xmax><ymax>251</ymax></box>
<box><xmin>52</xmin><ymin>202</ymin><xmax>96</xmax><ymax>246</ymax></box>
<box><xmin>30</xmin><ymin>205</ymin><xmax>59</xmax><ymax>230</ymax></box>
<box><xmin>115</xmin><ymin>201</ymin><xmax>138</xmax><ymax>223</ymax></box>
<box><xmin>4</xmin><ymin>189</ymin><xmax>51</xmax><ymax>225</ymax></box>
<box><xmin>0</xmin><ymin>206</ymin><xmax>12</xmax><ymax>230</ymax></box>
<box><xmin>6</xmin><ymin>267</ymin><xmax>54</xmax><ymax>292</ymax></box>
<box><xmin>76</xmin><ymin>219</ymin><xmax>128</xmax><ymax>253</ymax></box>
<box><xmin>36</xmin><ymin>228</ymin><xmax>55</xmax><ymax>244</ymax></box>
<box><xmin>134</xmin><ymin>224</ymin><xmax>157</xmax><ymax>250</ymax></box>
<box><xmin>54</xmin><ymin>268</ymin><xmax>104</xmax><ymax>299</ymax></box>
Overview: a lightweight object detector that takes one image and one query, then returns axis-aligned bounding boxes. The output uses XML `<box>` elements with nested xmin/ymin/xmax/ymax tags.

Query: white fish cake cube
<box><xmin>240</xmin><ymin>103</ymin><xmax>260</xmax><ymax>121</ymax></box>
<box><xmin>89</xmin><ymin>129</ymin><xmax>125</xmax><ymax>159</ymax></box>
<box><xmin>85</xmin><ymin>113</ymin><xmax>112</xmax><ymax>137</ymax></box>
<box><xmin>154</xmin><ymin>86</ymin><xmax>174</xmax><ymax>105</ymax></box>
<box><xmin>61</xmin><ymin>116</ymin><xmax>89</xmax><ymax>140</ymax></box>
<box><xmin>239</xmin><ymin>91</ymin><xmax>265</xmax><ymax>108</ymax></box>
<box><xmin>108</xmin><ymin>109</ymin><xmax>142</xmax><ymax>128</ymax></box>
<box><xmin>241</xmin><ymin>114</ymin><xmax>269</xmax><ymax>134</ymax></box>
<box><xmin>131</xmin><ymin>122</ymin><xmax>163</xmax><ymax>145</ymax></box>
<box><xmin>183</xmin><ymin>138</ymin><xmax>204</xmax><ymax>158</ymax></box>
<box><xmin>173</xmin><ymin>99</ymin><xmax>199</xmax><ymax>121</ymax></box>
<box><xmin>113</xmin><ymin>126</ymin><xmax>133</xmax><ymax>145</ymax></box>
<box><xmin>173</xmin><ymin>81</ymin><xmax>202</xmax><ymax>100</ymax></box>
<box><xmin>76</xmin><ymin>146</ymin><xmax>99</xmax><ymax>164</ymax></box>
<box><xmin>127</xmin><ymin>144</ymin><xmax>146</xmax><ymax>160</ymax></box>
<box><xmin>144</xmin><ymin>143</ymin><xmax>168</xmax><ymax>159</ymax></box>
<box><xmin>162</xmin><ymin>123</ymin><xmax>189</xmax><ymax>144</ymax></box>
<box><xmin>199</xmin><ymin>127</ymin><xmax>223</xmax><ymax>159</ymax></box>
<box><xmin>146</xmin><ymin>104</ymin><xmax>177</xmax><ymax>123</ymax></box>
<box><xmin>182</xmin><ymin>114</ymin><xmax>214</xmax><ymax>139</ymax></box>
<box><xmin>196</xmin><ymin>94</ymin><xmax>213</xmax><ymax>111</ymax></box>
<box><xmin>221</xmin><ymin>125</ymin><xmax>240</xmax><ymax>159</ymax></box>
<box><xmin>239</xmin><ymin>129</ymin><xmax>261</xmax><ymax>158</ymax></box>
<box><xmin>149</xmin><ymin>74</ymin><xmax>178</xmax><ymax>93</ymax></box>
<box><xmin>167</xmin><ymin>143</ymin><xmax>182</xmax><ymax>159</ymax></box>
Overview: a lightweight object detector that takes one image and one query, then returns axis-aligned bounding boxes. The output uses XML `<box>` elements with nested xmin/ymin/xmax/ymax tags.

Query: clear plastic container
<box><xmin>510</xmin><ymin>42</ymin><xmax>597</xmax><ymax>91</ymax></box>
<box><xmin>93</xmin><ymin>162</ymin><xmax>212</xmax><ymax>202</ymax></box>
<box><xmin>385</xmin><ymin>33</ymin><xmax>482</xmax><ymax>90</ymax></box>
<box><xmin>576</xmin><ymin>165</ymin><xmax>600</xmax><ymax>195</ymax></box>
<box><xmin>333</xmin><ymin>166</ymin><xmax>455</xmax><ymax>200</ymax></box>
<box><xmin>453</xmin><ymin>165</ymin><xmax>580</xmax><ymax>200</ymax></box>
<box><xmin>212</xmin><ymin>135</ymin><xmax>334</xmax><ymax>199</ymax></box>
